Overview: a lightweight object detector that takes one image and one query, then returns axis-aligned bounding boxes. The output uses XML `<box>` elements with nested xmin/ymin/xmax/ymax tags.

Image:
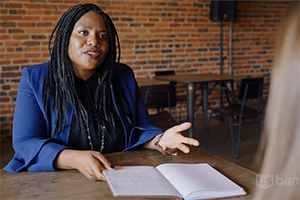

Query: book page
<box><xmin>156</xmin><ymin>163</ymin><xmax>246</xmax><ymax>200</ymax></box>
<box><xmin>103</xmin><ymin>166</ymin><xmax>182</xmax><ymax>198</ymax></box>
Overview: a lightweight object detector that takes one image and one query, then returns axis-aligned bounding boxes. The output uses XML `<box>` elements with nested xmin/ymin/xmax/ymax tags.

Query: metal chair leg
<box><xmin>206</xmin><ymin>111</ymin><xmax>213</xmax><ymax>150</ymax></box>
<box><xmin>228</xmin><ymin>117</ymin><xmax>236</xmax><ymax>158</ymax></box>
<box><xmin>179</xmin><ymin>102</ymin><xmax>182</xmax><ymax>123</ymax></box>
<box><xmin>256</xmin><ymin>120</ymin><xmax>261</xmax><ymax>143</ymax></box>
<box><xmin>235</xmin><ymin>119</ymin><xmax>242</xmax><ymax>159</ymax></box>
<box><xmin>197</xmin><ymin>113</ymin><xmax>202</xmax><ymax>133</ymax></box>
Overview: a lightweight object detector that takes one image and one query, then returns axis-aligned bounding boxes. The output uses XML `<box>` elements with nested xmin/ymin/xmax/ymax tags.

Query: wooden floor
<box><xmin>0</xmin><ymin>115</ymin><xmax>262</xmax><ymax>171</ymax></box>
<box><xmin>190</xmin><ymin>115</ymin><xmax>262</xmax><ymax>172</ymax></box>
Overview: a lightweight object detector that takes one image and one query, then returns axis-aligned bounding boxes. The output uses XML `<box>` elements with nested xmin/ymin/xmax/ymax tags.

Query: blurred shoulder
<box><xmin>115</xmin><ymin>63</ymin><xmax>134</xmax><ymax>76</ymax></box>
<box><xmin>22</xmin><ymin>62</ymin><xmax>49</xmax><ymax>80</ymax></box>
<box><xmin>113</xmin><ymin>62</ymin><xmax>137</xmax><ymax>87</ymax></box>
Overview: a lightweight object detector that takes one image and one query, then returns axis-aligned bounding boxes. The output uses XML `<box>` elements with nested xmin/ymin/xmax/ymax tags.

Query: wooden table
<box><xmin>136</xmin><ymin>77</ymin><xmax>169</xmax><ymax>86</ymax></box>
<box><xmin>155</xmin><ymin>73</ymin><xmax>243</xmax><ymax>138</ymax></box>
<box><xmin>0</xmin><ymin>148</ymin><xmax>257</xmax><ymax>200</ymax></box>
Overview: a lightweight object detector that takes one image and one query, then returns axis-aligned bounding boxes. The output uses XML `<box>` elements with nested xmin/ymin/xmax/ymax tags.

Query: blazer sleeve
<box><xmin>126</xmin><ymin>81</ymin><xmax>164</xmax><ymax>149</ymax></box>
<box><xmin>114</xmin><ymin>64</ymin><xmax>164</xmax><ymax>151</ymax></box>
<box><xmin>4</xmin><ymin>67</ymin><xmax>69</xmax><ymax>173</ymax></box>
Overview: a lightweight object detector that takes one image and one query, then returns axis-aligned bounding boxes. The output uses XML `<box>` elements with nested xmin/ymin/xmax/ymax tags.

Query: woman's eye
<box><xmin>99</xmin><ymin>34</ymin><xmax>108</xmax><ymax>41</ymax></box>
<box><xmin>79</xmin><ymin>30</ymin><xmax>88</xmax><ymax>35</ymax></box>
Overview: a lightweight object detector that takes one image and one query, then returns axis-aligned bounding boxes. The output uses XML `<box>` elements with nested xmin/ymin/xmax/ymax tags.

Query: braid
<box><xmin>43</xmin><ymin>4</ymin><xmax>124</xmax><ymax>140</ymax></box>
<box><xmin>93</xmin><ymin>12</ymin><xmax>120</xmax><ymax>140</ymax></box>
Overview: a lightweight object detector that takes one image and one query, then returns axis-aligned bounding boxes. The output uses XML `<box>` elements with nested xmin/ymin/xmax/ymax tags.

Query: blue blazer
<box><xmin>4</xmin><ymin>62</ymin><xmax>163</xmax><ymax>172</ymax></box>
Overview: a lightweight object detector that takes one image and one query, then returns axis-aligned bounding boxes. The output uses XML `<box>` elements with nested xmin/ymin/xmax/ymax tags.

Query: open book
<box><xmin>103</xmin><ymin>163</ymin><xmax>246</xmax><ymax>200</ymax></box>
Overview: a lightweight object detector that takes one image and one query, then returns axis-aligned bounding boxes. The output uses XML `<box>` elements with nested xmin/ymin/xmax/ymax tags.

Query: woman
<box><xmin>253</xmin><ymin>3</ymin><xmax>299</xmax><ymax>199</ymax></box>
<box><xmin>4</xmin><ymin>4</ymin><xmax>199</xmax><ymax>181</ymax></box>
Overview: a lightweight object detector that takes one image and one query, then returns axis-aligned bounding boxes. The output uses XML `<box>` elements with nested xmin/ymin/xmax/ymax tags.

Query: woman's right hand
<box><xmin>54</xmin><ymin>149</ymin><xmax>114</xmax><ymax>181</ymax></box>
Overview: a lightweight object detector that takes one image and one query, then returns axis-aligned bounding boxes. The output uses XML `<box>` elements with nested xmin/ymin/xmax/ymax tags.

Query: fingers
<box><xmin>78</xmin><ymin>151</ymin><xmax>115</xmax><ymax>181</ymax></box>
<box><xmin>156</xmin><ymin>142</ymin><xmax>168</xmax><ymax>155</ymax></box>
<box><xmin>182</xmin><ymin>137</ymin><xmax>200</xmax><ymax>147</ymax></box>
<box><xmin>164</xmin><ymin>147</ymin><xmax>177</xmax><ymax>155</ymax></box>
<box><xmin>171</xmin><ymin>122</ymin><xmax>192</xmax><ymax>132</ymax></box>
<box><xmin>171</xmin><ymin>137</ymin><xmax>199</xmax><ymax>154</ymax></box>
<box><xmin>92</xmin><ymin>164</ymin><xmax>106</xmax><ymax>181</ymax></box>
<box><xmin>156</xmin><ymin>141</ymin><xmax>179</xmax><ymax>155</ymax></box>
<box><xmin>156</xmin><ymin>143</ymin><xmax>178</xmax><ymax>155</ymax></box>
<box><xmin>159</xmin><ymin>122</ymin><xmax>200</xmax><ymax>155</ymax></box>
<box><xmin>90</xmin><ymin>152</ymin><xmax>115</xmax><ymax>180</ymax></box>
<box><xmin>92</xmin><ymin>152</ymin><xmax>115</xmax><ymax>170</ymax></box>
<box><xmin>177</xmin><ymin>143</ymin><xmax>190</xmax><ymax>154</ymax></box>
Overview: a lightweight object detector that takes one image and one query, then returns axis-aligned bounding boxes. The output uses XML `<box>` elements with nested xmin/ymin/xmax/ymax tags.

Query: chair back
<box><xmin>155</xmin><ymin>70</ymin><xmax>175</xmax><ymax>76</ymax></box>
<box><xmin>140</xmin><ymin>84</ymin><xmax>177</xmax><ymax>129</ymax></box>
<box><xmin>139</xmin><ymin>84</ymin><xmax>177</xmax><ymax>110</ymax></box>
<box><xmin>238</xmin><ymin>78</ymin><xmax>264</xmax><ymax>100</ymax></box>
<box><xmin>155</xmin><ymin>70</ymin><xmax>177</xmax><ymax>85</ymax></box>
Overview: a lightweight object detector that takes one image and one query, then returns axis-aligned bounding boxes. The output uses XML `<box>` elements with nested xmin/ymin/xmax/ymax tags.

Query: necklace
<box><xmin>78</xmin><ymin>75</ymin><xmax>105</xmax><ymax>152</ymax></box>
<box><xmin>79</xmin><ymin>102</ymin><xmax>106</xmax><ymax>152</ymax></box>
<box><xmin>79</xmin><ymin>104</ymin><xmax>94</xmax><ymax>149</ymax></box>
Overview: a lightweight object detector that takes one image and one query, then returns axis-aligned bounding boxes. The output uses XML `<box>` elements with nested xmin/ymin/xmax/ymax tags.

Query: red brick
<box><xmin>23</xmin><ymin>41</ymin><xmax>40</xmax><ymax>46</ymax></box>
<box><xmin>7</xmin><ymin>16</ymin><xmax>23</xmax><ymax>20</ymax></box>
<box><xmin>26</xmin><ymin>10</ymin><xmax>44</xmax><ymax>15</ymax></box>
<box><xmin>24</xmin><ymin>53</ymin><xmax>40</xmax><ymax>58</ymax></box>
<box><xmin>0</xmin><ymin>94</ymin><xmax>9</xmax><ymax>100</ymax></box>
<box><xmin>18</xmin><ymin>22</ymin><xmax>35</xmax><ymax>27</ymax></box>
<box><xmin>0</xmin><ymin>35</ymin><xmax>11</xmax><ymax>40</ymax></box>
<box><xmin>32</xmin><ymin>47</ymin><xmax>40</xmax><ymax>51</ymax></box>
<box><xmin>8</xmin><ymin>91</ymin><xmax>17</xmax><ymax>96</ymax></box>
<box><xmin>24</xmin><ymin>4</ymin><xmax>42</xmax><ymax>9</ymax></box>
<box><xmin>26</xmin><ymin>29</ymin><xmax>43</xmax><ymax>34</ymax></box>
<box><xmin>8</xmin><ymin>47</ymin><xmax>17</xmax><ymax>54</ymax></box>
<box><xmin>0</xmin><ymin>22</ymin><xmax>16</xmax><ymax>27</ymax></box>
<box><xmin>0</xmin><ymin>60</ymin><xmax>11</xmax><ymax>65</ymax></box>
<box><xmin>36</xmin><ymin>22</ymin><xmax>52</xmax><ymax>27</ymax></box>
<box><xmin>11</xmin><ymin>84</ymin><xmax>19</xmax><ymax>90</ymax></box>
<box><xmin>24</xmin><ymin>16</ymin><xmax>40</xmax><ymax>21</ymax></box>
<box><xmin>42</xmin><ymin>16</ymin><xmax>57</xmax><ymax>21</ymax></box>
<box><xmin>7</xmin><ymin>104</ymin><xmax>16</xmax><ymax>109</ymax></box>
<box><xmin>13</xmin><ymin>35</ymin><xmax>30</xmax><ymax>40</ymax></box>
<box><xmin>31</xmin><ymin>59</ymin><xmax>48</xmax><ymax>63</ymax></box>
<box><xmin>13</xmin><ymin>59</ymin><xmax>29</xmax><ymax>64</ymax></box>
<box><xmin>5</xmin><ymin>3</ymin><xmax>22</xmax><ymax>9</ymax></box>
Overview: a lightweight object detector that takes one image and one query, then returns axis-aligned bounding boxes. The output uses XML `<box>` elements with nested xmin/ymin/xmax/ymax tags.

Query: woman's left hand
<box><xmin>157</xmin><ymin>122</ymin><xmax>200</xmax><ymax>155</ymax></box>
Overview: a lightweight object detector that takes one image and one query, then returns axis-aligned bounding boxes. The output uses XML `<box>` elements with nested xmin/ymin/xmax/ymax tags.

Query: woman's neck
<box><xmin>73</xmin><ymin>68</ymin><xmax>97</xmax><ymax>81</ymax></box>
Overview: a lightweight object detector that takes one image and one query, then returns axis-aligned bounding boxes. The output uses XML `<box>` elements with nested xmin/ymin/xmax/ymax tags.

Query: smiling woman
<box><xmin>4</xmin><ymin>3</ymin><xmax>199</xmax><ymax>181</ymax></box>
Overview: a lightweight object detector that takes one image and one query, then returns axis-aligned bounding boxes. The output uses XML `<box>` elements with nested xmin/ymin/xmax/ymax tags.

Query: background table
<box><xmin>156</xmin><ymin>73</ymin><xmax>243</xmax><ymax>138</ymax></box>
<box><xmin>1</xmin><ymin>148</ymin><xmax>257</xmax><ymax>200</ymax></box>
<box><xmin>136</xmin><ymin>77</ymin><xmax>169</xmax><ymax>86</ymax></box>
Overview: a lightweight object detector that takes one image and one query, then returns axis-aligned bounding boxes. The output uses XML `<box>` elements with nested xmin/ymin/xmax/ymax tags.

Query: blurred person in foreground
<box><xmin>253</xmin><ymin>3</ymin><xmax>299</xmax><ymax>199</ymax></box>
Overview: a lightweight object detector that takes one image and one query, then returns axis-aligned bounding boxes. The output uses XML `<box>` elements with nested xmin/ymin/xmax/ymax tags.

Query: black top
<box><xmin>69</xmin><ymin>73</ymin><xmax>125</xmax><ymax>154</ymax></box>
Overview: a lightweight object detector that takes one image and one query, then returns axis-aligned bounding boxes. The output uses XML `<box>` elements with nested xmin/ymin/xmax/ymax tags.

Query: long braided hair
<box><xmin>43</xmin><ymin>4</ymin><xmax>123</xmax><ymax>140</ymax></box>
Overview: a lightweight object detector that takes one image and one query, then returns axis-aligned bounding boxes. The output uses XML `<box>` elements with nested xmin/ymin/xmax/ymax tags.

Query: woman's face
<box><xmin>68</xmin><ymin>11</ymin><xmax>109</xmax><ymax>80</ymax></box>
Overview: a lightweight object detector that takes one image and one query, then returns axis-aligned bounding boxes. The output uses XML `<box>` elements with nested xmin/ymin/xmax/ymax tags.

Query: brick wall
<box><xmin>0</xmin><ymin>0</ymin><xmax>290</xmax><ymax>142</ymax></box>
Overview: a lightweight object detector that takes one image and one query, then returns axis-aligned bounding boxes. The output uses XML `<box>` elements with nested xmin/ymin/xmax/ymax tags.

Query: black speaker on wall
<box><xmin>210</xmin><ymin>1</ymin><xmax>237</xmax><ymax>22</ymax></box>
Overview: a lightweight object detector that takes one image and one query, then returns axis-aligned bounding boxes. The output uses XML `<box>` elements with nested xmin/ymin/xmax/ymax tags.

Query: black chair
<box><xmin>139</xmin><ymin>84</ymin><xmax>177</xmax><ymax>130</ymax></box>
<box><xmin>155</xmin><ymin>70</ymin><xmax>201</xmax><ymax>123</ymax></box>
<box><xmin>207</xmin><ymin>77</ymin><xmax>264</xmax><ymax>159</ymax></box>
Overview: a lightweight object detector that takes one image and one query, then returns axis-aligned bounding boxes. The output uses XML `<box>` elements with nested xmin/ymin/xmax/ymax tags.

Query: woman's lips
<box><xmin>84</xmin><ymin>50</ymin><xmax>100</xmax><ymax>59</ymax></box>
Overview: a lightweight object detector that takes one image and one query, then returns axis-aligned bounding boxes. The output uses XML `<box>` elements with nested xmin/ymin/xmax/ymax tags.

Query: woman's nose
<box><xmin>87</xmin><ymin>35</ymin><xmax>99</xmax><ymax>47</ymax></box>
